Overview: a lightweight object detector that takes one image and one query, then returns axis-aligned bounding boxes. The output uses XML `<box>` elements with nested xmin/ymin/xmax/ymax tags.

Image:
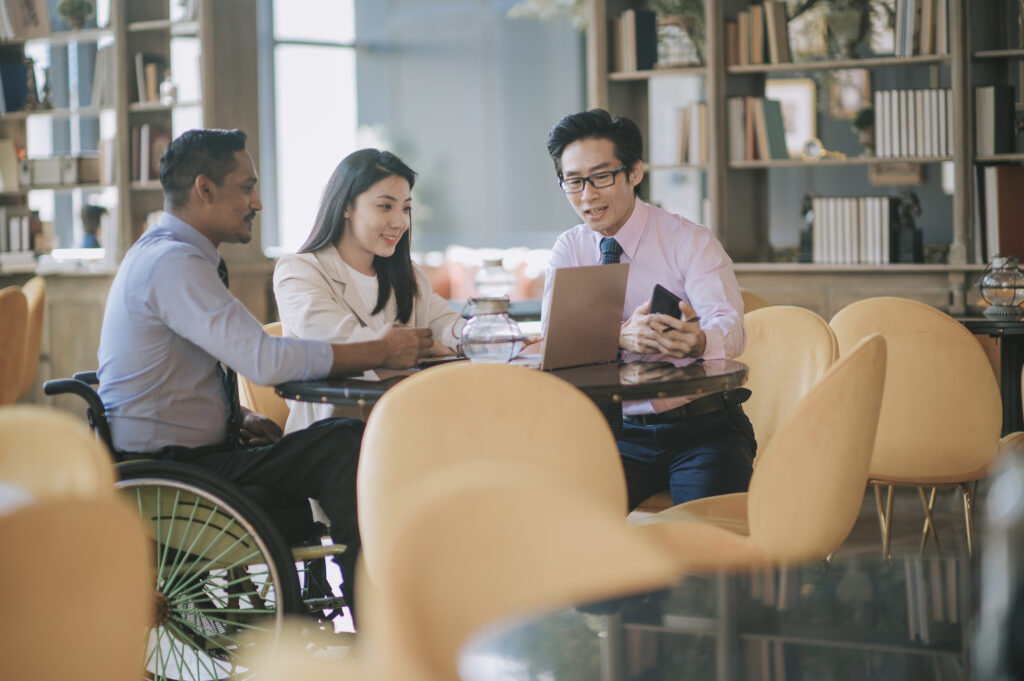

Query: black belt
<box><xmin>623</xmin><ymin>388</ymin><xmax>750</xmax><ymax>426</ymax></box>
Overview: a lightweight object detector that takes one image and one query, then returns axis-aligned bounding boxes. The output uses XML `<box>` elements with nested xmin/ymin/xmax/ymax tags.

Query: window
<box><xmin>258</xmin><ymin>0</ymin><xmax>357</xmax><ymax>256</ymax></box>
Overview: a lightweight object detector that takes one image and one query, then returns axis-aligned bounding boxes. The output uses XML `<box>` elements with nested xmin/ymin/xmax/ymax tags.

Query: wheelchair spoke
<box><xmin>169</xmin><ymin>566</ymin><xmax>269</xmax><ymax>605</ymax></box>
<box><xmin>164</xmin><ymin>620</ymin><xmax>225</xmax><ymax>680</ymax></box>
<box><xmin>162</xmin><ymin>497</ymin><xmax>219</xmax><ymax>595</ymax></box>
<box><xmin>163</xmin><ymin>517</ymin><xmax>242</xmax><ymax>599</ymax></box>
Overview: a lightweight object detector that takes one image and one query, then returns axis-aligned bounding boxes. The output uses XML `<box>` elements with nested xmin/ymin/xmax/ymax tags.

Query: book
<box><xmin>749</xmin><ymin>4</ymin><xmax>765</xmax><ymax>65</ymax></box>
<box><xmin>725</xmin><ymin>21</ymin><xmax>739</xmax><ymax>66</ymax></box>
<box><xmin>975</xmin><ymin>85</ymin><xmax>1016</xmax><ymax>156</ymax></box>
<box><xmin>91</xmin><ymin>45</ymin><xmax>115</xmax><ymax>108</ymax></box>
<box><xmin>727</xmin><ymin>97</ymin><xmax>745</xmax><ymax>162</ymax></box>
<box><xmin>0</xmin><ymin>138</ymin><xmax>18</xmax><ymax>190</ymax></box>
<box><xmin>737</xmin><ymin>10</ymin><xmax>750</xmax><ymax>65</ymax></box>
<box><xmin>983</xmin><ymin>165</ymin><xmax>1024</xmax><ymax>260</ymax></box>
<box><xmin>744</xmin><ymin>95</ymin><xmax>758</xmax><ymax>160</ymax></box>
<box><xmin>763</xmin><ymin>1</ymin><xmax>790</xmax><ymax>64</ymax></box>
<box><xmin>761</xmin><ymin>98</ymin><xmax>788</xmax><ymax>160</ymax></box>
<box><xmin>919</xmin><ymin>0</ymin><xmax>934</xmax><ymax>55</ymax></box>
<box><xmin>0</xmin><ymin>60</ymin><xmax>28</xmax><ymax>113</ymax></box>
<box><xmin>752</xmin><ymin>97</ymin><xmax>771</xmax><ymax>161</ymax></box>
<box><xmin>690</xmin><ymin>102</ymin><xmax>707</xmax><ymax>164</ymax></box>
<box><xmin>134</xmin><ymin>53</ymin><xmax>168</xmax><ymax>103</ymax></box>
<box><xmin>618</xmin><ymin>9</ymin><xmax>657</xmax><ymax>72</ymax></box>
<box><xmin>677</xmin><ymin>106</ymin><xmax>691</xmax><ymax>164</ymax></box>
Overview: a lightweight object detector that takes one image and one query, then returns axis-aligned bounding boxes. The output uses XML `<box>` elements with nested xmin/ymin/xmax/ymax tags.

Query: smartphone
<box><xmin>649</xmin><ymin>284</ymin><xmax>683</xmax><ymax>319</ymax></box>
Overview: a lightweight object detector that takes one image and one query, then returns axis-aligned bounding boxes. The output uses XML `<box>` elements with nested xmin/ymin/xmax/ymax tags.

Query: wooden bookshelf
<box><xmin>585</xmin><ymin>0</ymin><xmax>1006</xmax><ymax>316</ymax></box>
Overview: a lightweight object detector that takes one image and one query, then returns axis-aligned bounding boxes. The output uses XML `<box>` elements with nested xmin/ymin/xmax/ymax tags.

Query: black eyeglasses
<box><xmin>558</xmin><ymin>165</ymin><xmax>627</xmax><ymax>194</ymax></box>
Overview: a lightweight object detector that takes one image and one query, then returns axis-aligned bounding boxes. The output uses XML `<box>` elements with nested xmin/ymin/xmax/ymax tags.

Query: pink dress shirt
<box><xmin>542</xmin><ymin>197</ymin><xmax>746</xmax><ymax>415</ymax></box>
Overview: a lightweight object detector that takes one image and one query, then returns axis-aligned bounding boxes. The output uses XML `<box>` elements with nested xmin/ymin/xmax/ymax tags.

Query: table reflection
<box><xmin>461</xmin><ymin>552</ymin><xmax>969</xmax><ymax>681</ymax></box>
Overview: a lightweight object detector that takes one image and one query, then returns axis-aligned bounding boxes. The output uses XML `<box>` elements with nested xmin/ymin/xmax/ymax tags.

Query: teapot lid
<box><xmin>468</xmin><ymin>296</ymin><xmax>510</xmax><ymax>314</ymax></box>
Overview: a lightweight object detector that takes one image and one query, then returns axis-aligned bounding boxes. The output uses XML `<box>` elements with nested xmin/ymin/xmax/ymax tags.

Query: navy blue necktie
<box><xmin>216</xmin><ymin>258</ymin><xmax>241</xmax><ymax>446</ymax></box>
<box><xmin>600</xmin><ymin>237</ymin><xmax>623</xmax><ymax>265</ymax></box>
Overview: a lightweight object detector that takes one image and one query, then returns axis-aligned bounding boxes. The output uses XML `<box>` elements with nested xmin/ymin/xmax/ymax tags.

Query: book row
<box><xmin>726</xmin><ymin>96</ymin><xmax>787</xmax><ymax>162</ymax></box>
<box><xmin>0</xmin><ymin>205</ymin><xmax>32</xmax><ymax>255</ymax></box>
<box><xmin>131</xmin><ymin>124</ymin><xmax>172</xmax><ymax>183</ymax></box>
<box><xmin>726</xmin><ymin>1</ymin><xmax>789</xmax><ymax>67</ymax></box>
<box><xmin>811</xmin><ymin>196</ymin><xmax>900</xmax><ymax>265</ymax></box>
<box><xmin>873</xmin><ymin>88</ymin><xmax>952</xmax><ymax>159</ymax></box>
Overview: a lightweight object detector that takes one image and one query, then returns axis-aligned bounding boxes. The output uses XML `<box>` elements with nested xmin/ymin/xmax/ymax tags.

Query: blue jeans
<box><xmin>619</xmin><ymin>405</ymin><xmax>757</xmax><ymax>510</ymax></box>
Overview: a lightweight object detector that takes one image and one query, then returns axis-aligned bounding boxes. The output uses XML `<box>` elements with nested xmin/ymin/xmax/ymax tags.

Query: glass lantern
<box><xmin>978</xmin><ymin>255</ymin><xmax>1024</xmax><ymax>320</ymax></box>
<box><xmin>475</xmin><ymin>258</ymin><xmax>517</xmax><ymax>298</ymax></box>
<box><xmin>459</xmin><ymin>296</ymin><xmax>523</xmax><ymax>363</ymax></box>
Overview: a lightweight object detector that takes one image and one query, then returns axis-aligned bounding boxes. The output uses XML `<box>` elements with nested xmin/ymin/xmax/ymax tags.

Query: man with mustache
<box><xmin>543</xmin><ymin>109</ymin><xmax>756</xmax><ymax>511</ymax></box>
<box><xmin>96</xmin><ymin>128</ymin><xmax>432</xmax><ymax>616</ymax></box>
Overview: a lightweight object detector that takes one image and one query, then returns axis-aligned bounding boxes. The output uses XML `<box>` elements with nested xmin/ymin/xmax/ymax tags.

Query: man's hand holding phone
<box><xmin>619</xmin><ymin>285</ymin><xmax>706</xmax><ymax>358</ymax></box>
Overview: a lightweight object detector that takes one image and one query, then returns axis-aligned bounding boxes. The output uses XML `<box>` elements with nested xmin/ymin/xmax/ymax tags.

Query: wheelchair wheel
<box><xmin>116</xmin><ymin>460</ymin><xmax>302</xmax><ymax>681</ymax></box>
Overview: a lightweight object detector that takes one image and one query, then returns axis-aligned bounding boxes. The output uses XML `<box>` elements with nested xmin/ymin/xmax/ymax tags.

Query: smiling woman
<box><xmin>272</xmin><ymin>148</ymin><xmax>465</xmax><ymax>433</ymax></box>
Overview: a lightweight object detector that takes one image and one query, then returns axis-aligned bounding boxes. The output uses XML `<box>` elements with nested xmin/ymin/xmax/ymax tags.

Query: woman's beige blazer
<box><xmin>273</xmin><ymin>247</ymin><xmax>463</xmax><ymax>431</ymax></box>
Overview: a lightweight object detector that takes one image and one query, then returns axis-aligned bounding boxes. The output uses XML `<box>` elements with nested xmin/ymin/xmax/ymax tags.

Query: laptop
<box><xmin>515</xmin><ymin>262</ymin><xmax>629</xmax><ymax>371</ymax></box>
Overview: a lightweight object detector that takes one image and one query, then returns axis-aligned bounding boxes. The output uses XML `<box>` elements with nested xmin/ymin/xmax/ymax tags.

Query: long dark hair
<box><xmin>299</xmin><ymin>149</ymin><xmax>419</xmax><ymax>323</ymax></box>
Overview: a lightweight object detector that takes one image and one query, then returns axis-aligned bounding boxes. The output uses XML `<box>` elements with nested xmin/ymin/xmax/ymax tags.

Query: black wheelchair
<box><xmin>44</xmin><ymin>373</ymin><xmax>351</xmax><ymax>681</ymax></box>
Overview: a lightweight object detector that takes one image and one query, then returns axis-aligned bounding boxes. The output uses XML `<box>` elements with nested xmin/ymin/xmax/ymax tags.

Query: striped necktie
<box><xmin>600</xmin><ymin>237</ymin><xmax>623</xmax><ymax>265</ymax></box>
<box><xmin>216</xmin><ymin>258</ymin><xmax>242</xmax><ymax>446</ymax></box>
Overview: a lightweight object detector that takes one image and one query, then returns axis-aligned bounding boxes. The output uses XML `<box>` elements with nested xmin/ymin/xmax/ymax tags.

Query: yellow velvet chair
<box><xmin>0</xmin><ymin>286</ymin><xmax>28</xmax><ymax>406</ymax></box>
<box><xmin>636</xmin><ymin>334</ymin><xmax>887</xmax><ymax>571</ymax></box>
<box><xmin>635</xmin><ymin>305</ymin><xmax>838</xmax><ymax>516</ymax></box>
<box><xmin>830</xmin><ymin>297</ymin><xmax>1006</xmax><ymax>556</ymax></box>
<box><xmin>357</xmin><ymin>362</ymin><xmax>628</xmax><ymax>578</ymax></box>
<box><xmin>0</xmin><ymin>405</ymin><xmax>116</xmax><ymax>500</ymax></box>
<box><xmin>17</xmin><ymin>276</ymin><xmax>45</xmax><ymax>401</ymax></box>
<box><xmin>0</xmin><ymin>498</ymin><xmax>151</xmax><ymax>681</ymax></box>
<box><xmin>740</xmin><ymin>288</ymin><xmax>771</xmax><ymax>312</ymax></box>
<box><xmin>359</xmin><ymin>460</ymin><xmax>677</xmax><ymax>681</ymax></box>
<box><xmin>237</xmin><ymin>321</ymin><xmax>291</xmax><ymax>429</ymax></box>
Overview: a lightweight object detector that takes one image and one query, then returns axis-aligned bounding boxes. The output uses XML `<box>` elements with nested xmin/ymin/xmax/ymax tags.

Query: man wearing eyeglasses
<box><xmin>542</xmin><ymin>108</ymin><xmax>755</xmax><ymax>511</ymax></box>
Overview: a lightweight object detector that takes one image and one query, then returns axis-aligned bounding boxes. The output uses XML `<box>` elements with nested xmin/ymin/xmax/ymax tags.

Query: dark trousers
<box><xmin>122</xmin><ymin>417</ymin><xmax>364</xmax><ymax>607</ymax></box>
<box><xmin>619</xmin><ymin>404</ymin><xmax>757</xmax><ymax>510</ymax></box>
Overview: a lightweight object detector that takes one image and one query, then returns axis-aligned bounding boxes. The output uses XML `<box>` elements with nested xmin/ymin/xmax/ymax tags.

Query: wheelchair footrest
<box><xmin>291</xmin><ymin>543</ymin><xmax>347</xmax><ymax>562</ymax></box>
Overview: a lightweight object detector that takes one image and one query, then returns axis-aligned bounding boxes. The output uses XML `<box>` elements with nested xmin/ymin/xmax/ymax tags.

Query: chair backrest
<box><xmin>18</xmin><ymin>276</ymin><xmax>45</xmax><ymax>401</ymax></box>
<box><xmin>741</xmin><ymin>288</ymin><xmax>771</xmax><ymax>312</ymax></box>
<box><xmin>736</xmin><ymin>305</ymin><xmax>838</xmax><ymax>453</ymax></box>
<box><xmin>0</xmin><ymin>286</ymin><xmax>28</xmax><ymax>406</ymax></box>
<box><xmin>357</xmin><ymin>362</ymin><xmax>628</xmax><ymax>577</ymax></box>
<box><xmin>0</xmin><ymin>498</ymin><xmax>151</xmax><ymax>681</ymax></box>
<box><xmin>830</xmin><ymin>297</ymin><xmax>1002</xmax><ymax>479</ymax></box>
<box><xmin>747</xmin><ymin>334</ymin><xmax>887</xmax><ymax>563</ymax></box>
<box><xmin>0</xmin><ymin>405</ymin><xmax>116</xmax><ymax>499</ymax></box>
<box><xmin>237</xmin><ymin>321</ymin><xmax>290</xmax><ymax>429</ymax></box>
<box><xmin>365</xmin><ymin>460</ymin><xmax>676</xmax><ymax>681</ymax></box>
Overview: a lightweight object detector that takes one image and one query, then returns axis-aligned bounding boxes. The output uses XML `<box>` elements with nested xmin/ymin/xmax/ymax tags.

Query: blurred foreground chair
<box><xmin>635</xmin><ymin>305</ymin><xmax>838</xmax><ymax>516</ymax></box>
<box><xmin>17</xmin><ymin>276</ymin><xmax>45</xmax><ymax>401</ymax></box>
<box><xmin>740</xmin><ymin>288</ymin><xmax>771</xmax><ymax>312</ymax></box>
<box><xmin>237</xmin><ymin>321</ymin><xmax>291</xmax><ymax>429</ymax></box>
<box><xmin>359</xmin><ymin>460</ymin><xmax>677</xmax><ymax>681</ymax></box>
<box><xmin>636</xmin><ymin>334</ymin><xmax>886</xmax><ymax>571</ymax></box>
<box><xmin>0</xmin><ymin>405</ymin><xmax>115</xmax><ymax>499</ymax></box>
<box><xmin>357</xmin><ymin>362</ymin><xmax>627</xmax><ymax>577</ymax></box>
<box><xmin>0</xmin><ymin>286</ymin><xmax>28</xmax><ymax>405</ymax></box>
<box><xmin>830</xmin><ymin>297</ymin><xmax>1006</xmax><ymax>556</ymax></box>
<box><xmin>0</xmin><ymin>498</ymin><xmax>151</xmax><ymax>681</ymax></box>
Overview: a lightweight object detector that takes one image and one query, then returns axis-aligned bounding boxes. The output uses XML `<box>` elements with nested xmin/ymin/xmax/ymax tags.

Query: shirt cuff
<box><xmin>306</xmin><ymin>340</ymin><xmax>334</xmax><ymax>379</ymax></box>
<box><xmin>701</xmin><ymin>327</ymin><xmax>726</xmax><ymax>360</ymax></box>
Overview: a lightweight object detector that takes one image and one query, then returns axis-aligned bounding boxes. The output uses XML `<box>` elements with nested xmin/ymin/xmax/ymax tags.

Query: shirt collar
<box><xmin>596</xmin><ymin>196</ymin><xmax>647</xmax><ymax>260</ymax></box>
<box><xmin>155</xmin><ymin>212</ymin><xmax>221</xmax><ymax>268</ymax></box>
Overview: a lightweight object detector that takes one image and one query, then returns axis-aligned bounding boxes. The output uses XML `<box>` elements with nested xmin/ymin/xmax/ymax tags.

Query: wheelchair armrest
<box><xmin>72</xmin><ymin>371</ymin><xmax>98</xmax><ymax>385</ymax></box>
<box><xmin>43</xmin><ymin>379</ymin><xmax>107</xmax><ymax>423</ymax></box>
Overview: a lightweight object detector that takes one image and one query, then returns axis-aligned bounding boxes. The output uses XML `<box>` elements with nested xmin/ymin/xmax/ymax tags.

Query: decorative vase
<box><xmin>67</xmin><ymin>17</ymin><xmax>85</xmax><ymax>29</ymax></box>
<box><xmin>857</xmin><ymin>128</ymin><xmax>875</xmax><ymax>156</ymax></box>
<box><xmin>459</xmin><ymin>297</ymin><xmax>523</xmax><ymax>364</ymax></box>
<box><xmin>978</xmin><ymin>255</ymin><xmax>1024</xmax><ymax>320</ymax></box>
<box><xmin>825</xmin><ymin>6</ymin><xmax>862</xmax><ymax>59</ymax></box>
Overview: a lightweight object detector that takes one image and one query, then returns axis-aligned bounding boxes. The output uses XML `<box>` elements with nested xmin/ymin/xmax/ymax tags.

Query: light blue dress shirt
<box><xmin>97</xmin><ymin>213</ymin><xmax>333</xmax><ymax>452</ymax></box>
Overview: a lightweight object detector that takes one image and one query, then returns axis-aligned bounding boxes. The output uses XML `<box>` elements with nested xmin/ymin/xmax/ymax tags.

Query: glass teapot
<box><xmin>458</xmin><ymin>296</ymin><xmax>523</xmax><ymax>363</ymax></box>
<box><xmin>978</xmin><ymin>255</ymin><xmax>1024</xmax><ymax>320</ymax></box>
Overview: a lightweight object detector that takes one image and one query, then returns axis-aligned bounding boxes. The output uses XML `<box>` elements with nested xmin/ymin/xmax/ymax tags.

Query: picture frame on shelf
<box><xmin>830</xmin><ymin>68</ymin><xmax>871</xmax><ymax>121</ymax></box>
<box><xmin>765</xmin><ymin>77</ymin><xmax>817</xmax><ymax>159</ymax></box>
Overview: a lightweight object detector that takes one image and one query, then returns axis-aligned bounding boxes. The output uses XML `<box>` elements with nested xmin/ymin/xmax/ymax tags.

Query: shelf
<box><xmin>0</xmin><ymin>106</ymin><xmax>112</xmax><ymax>122</ymax></box>
<box><xmin>0</xmin><ymin>183</ymin><xmax>108</xmax><ymax>197</ymax></box>
<box><xmin>6</xmin><ymin>27</ymin><xmax>114</xmax><ymax>47</ymax></box>
<box><xmin>610</xmin><ymin>65</ymin><xmax>707</xmax><ymax>81</ymax></box>
<box><xmin>648</xmin><ymin>163</ymin><xmax>707</xmax><ymax>172</ymax></box>
<box><xmin>973</xmin><ymin>49</ymin><xmax>1024</xmax><ymax>60</ymax></box>
<box><xmin>728</xmin><ymin>54</ymin><xmax>951</xmax><ymax>75</ymax></box>
<box><xmin>128</xmin><ymin>101</ymin><xmax>201</xmax><ymax>113</ymax></box>
<box><xmin>127</xmin><ymin>20</ymin><xmax>199</xmax><ymax>36</ymax></box>
<box><xmin>729</xmin><ymin>156</ymin><xmax>952</xmax><ymax>169</ymax></box>
<box><xmin>732</xmin><ymin>263</ymin><xmax>986</xmax><ymax>273</ymax></box>
<box><xmin>975</xmin><ymin>154</ymin><xmax>1024</xmax><ymax>163</ymax></box>
<box><xmin>130</xmin><ymin>181</ymin><xmax>163</xmax><ymax>191</ymax></box>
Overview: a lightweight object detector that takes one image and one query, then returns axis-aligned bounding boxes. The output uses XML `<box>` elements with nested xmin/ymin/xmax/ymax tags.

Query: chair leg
<box><xmin>874</xmin><ymin>483</ymin><xmax>894</xmax><ymax>559</ymax></box>
<box><xmin>917</xmin><ymin>486</ymin><xmax>941</xmax><ymax>554</ymax></box>
<box><xmin>960</xmin><ymin>483</ymin><xmax>975</xmax><ymax>557</ymax></box>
